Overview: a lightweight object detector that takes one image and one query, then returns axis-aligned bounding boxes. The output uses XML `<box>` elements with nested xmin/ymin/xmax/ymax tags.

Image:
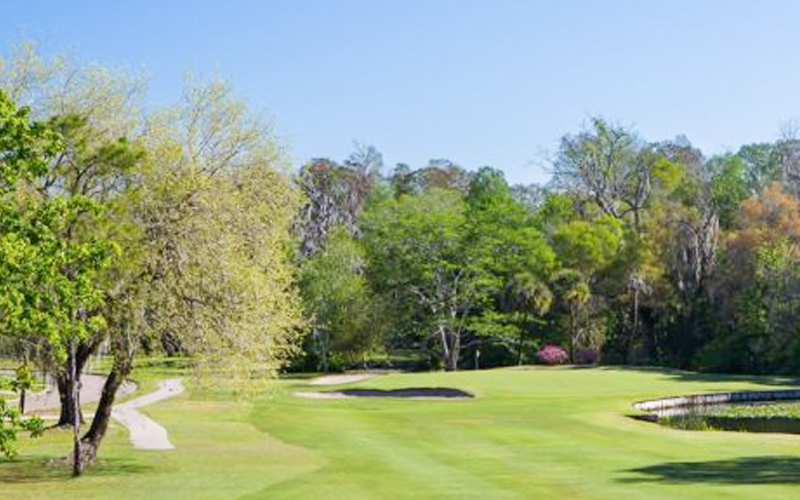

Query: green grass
<box><xmin>5</xmin><ymin>365</ymin><xmax>800</xmax><ymax>499</ymax></box>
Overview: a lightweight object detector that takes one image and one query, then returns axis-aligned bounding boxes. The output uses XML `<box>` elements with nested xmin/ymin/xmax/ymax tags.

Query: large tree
<box><xmin>0</xmin><ymin>90</ymin><xmax>116</xmax><ymax>474</ymax></box>
<box><xmin>1</xmin><ymin>46</ymin><xmax>306</xmax><ymax>472</ymax></box>
<box><xmin>363</xmin><ymin>189</ymin><xmax>488</xmax><ymax>370</ymax></box>
<box><xmin>0</xmin><ymin>42</ymin><xmax>147</xmax><ymax>427</ymax></box>
<box><xmin>299</xmin><ymin>227</ymin><xmax>381</xmax><ymax>371</ymax></box>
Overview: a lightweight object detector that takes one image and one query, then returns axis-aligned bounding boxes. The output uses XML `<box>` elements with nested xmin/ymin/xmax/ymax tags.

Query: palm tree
<box><xmin>507</xmin><ymin>272</ymin><xmax>553</xmax><ymax>364</ymax></box>
<box><xmin>553</xmin><ymin>269</ymin><xmax>592</xmax><ymax>362</ymax></box>
<box><xmin>625</xmin><ymin>272</ymin><xmax>652</xmax><ymax>364</ymax></box>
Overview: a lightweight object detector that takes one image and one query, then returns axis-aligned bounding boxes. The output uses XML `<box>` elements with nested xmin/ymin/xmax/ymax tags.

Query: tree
<box><xmin>552</xmin><ymin>215</ymin><xmax>624</xmax><ymax>277</ymax></box>
<box><xmin>505</xmin><ymin>272</ymin><xmax>553</xmax><ymax>364</ymax></box>
<box><xmin>296</xmin><ymin>144</ymin><xmax>381</xmax><ymax>257</ymax></box>
<box><xmin>10</xmin><ymin>364</ymin><xmax>34</xmax><ymax>414</ymax></box>
<box><xmin>1</xmin><ymin>50</ymin><xmax>307</xmax><ymax>472</ymax></box>
<box><xmin>1</xmin><ymin>385</ymin><xmax>43</xmax><ymax>458</ymax></box>
<box><xmin>707</xmin><ymin>155</ymin><xmax>749</xmax><ymax>230</ymax></box>
<box><xmin>388</xmin><ymin>159</ymin><xmax>472</xmax><ymax>196</ymax></box>
<box><xmin>363</xmin><ymin>189</ymin><xmax>488</xmax><ymax>370</ymax></box>
<box><xmin>0</xmin><ymin>42</ymin><xmax>147</xmax><ymax>428</ymax></box>
<box><xmin>551</xmin><ymin>270</ymin><xmax>594</xmax><ymax>361</ymax></box>
<box><xmin>299</xmin><ymin>227</ymin><xmax>380</xmax><ymax>370</ymax></box>
<box><xmin>0</xmin><ymin>90</ymin><xmax>115</xmax><ymax>474</ymax></box>
<box><xmin>552</xmin><ymin>118</ymin><xmax>643</xmax><ymax>225</ymax></box>
<box><xmin>464</xmin><ymin>168</ymin><xmax>556</xmax><ymax>361</ymax></box>
<box><xmin>69</xmin><ymin>78</ymin><xmax>306</xmax><ymax>471</ymax></box>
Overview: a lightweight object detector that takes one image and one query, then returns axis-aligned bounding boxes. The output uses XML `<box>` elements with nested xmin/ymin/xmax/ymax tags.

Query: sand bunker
<box><xmin>308</xmin><ymin>373</ymin><xmax>378</xmax><ymax>386</ymax></box>
<box><xmin>294</xmin><ymin>387</ymin><xmax>474</xmax><ymax>399</ymax></box>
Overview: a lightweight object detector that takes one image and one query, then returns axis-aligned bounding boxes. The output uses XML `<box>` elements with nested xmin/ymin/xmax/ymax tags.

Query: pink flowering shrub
<box><xmin>575</xmin><ymin>348</ymin><xmax>600</xmax><ymax>365</ymax></box>
<box><xmin>538</xmin><ymin>345</ymin><xmax>568</xmax><ymax>365</ymax></box>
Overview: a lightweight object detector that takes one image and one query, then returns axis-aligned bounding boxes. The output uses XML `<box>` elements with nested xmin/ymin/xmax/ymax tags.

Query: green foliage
<box><xmin>10</xmin><ymin>364</ymin><xmax>34</xmax><ymax>394</ymax></box>
<box><xmin>535</xmin><ymin>193</ymin><xmax>576</xmax><ymax>231</ymax></box>
<box><xmin>467</xmin><ymin>167</ymin><xmax>556</xmax><ymax>279</ymax></box>
<box><xmin>139</xmin><ymin>78</ymin><xmax>305</xmax><ymax>384</ymax></box>
<box><xmin>708</xmin><ymin>155</ymin><xmax>749</xmax><ymax>229</ymax></box>
<box><xmin>552</xmin><ymin>215</ymin><xmax>623</xmax><ymax>275</ymax></box>
<box><xmin>0</xmin><ymin>366</ymin><xmax>43</xmax><ymax>458</ymax></box>
<box><xmin>362</xmin><ymin>188</ymin><xmax>482</xmax><ymax>369</ymax></box>
<box><xmin>0</xmin><ymin>93</ymin><xmax>61</xmax><ymax>190</ymax></box>
<box><xmin>300</xmin><ymin>227</ymin><xmax>381</xmax><ymax>369</ymax></box>
<box><xmin>650</xmin><ymin>157</ymin><xmax>684</xmax><ymax>193</ymax></box>
<box><xmin>0</xmin><ymin>397</ymin><xmax>44</xmax><ymax>458</ymax></box>
<box><xmin>0</xmin><ymin>90</ymin><xmax>114</xmax><ymax>359</ymax></box>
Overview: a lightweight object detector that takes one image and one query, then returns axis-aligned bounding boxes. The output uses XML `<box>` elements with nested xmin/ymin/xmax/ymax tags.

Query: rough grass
<box><xmin>5</xmin><ymin>365</ymin><xmax>800</xmax><ymax>499</ymax></box>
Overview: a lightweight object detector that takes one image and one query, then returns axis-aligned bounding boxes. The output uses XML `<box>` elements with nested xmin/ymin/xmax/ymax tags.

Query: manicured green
<box><xmin>5</xmin><ymin>366</ymin><xmax>800</xmax><ymax>499</ymax></box>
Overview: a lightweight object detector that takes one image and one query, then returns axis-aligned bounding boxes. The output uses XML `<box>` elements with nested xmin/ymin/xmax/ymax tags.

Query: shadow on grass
<box><xmin>620</xmin><ymin>456</ymin><xmax>800</xmax><ymax>484</ymax></box>
<box><xmin>591</xmin><ymin>365</ymin><xmax>800</xmax><ymax>388</ymax></box>
<box><xmin>0</xmin><ymin>456</ymin><xmax>154</xmax><ymax>483</ymax></box>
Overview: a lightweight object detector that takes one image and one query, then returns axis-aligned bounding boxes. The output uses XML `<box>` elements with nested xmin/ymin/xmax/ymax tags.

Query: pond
<box><xmin>635</xmin><ymin>390</ymin><xmax>800</xmax><ymax>434</ymax></box>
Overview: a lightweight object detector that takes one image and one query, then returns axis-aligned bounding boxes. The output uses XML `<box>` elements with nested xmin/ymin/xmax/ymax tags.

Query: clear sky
<box><xmin>5</xmin><ymin>0</ymin><xmax>800</xmax><ymax>184</ymax></box>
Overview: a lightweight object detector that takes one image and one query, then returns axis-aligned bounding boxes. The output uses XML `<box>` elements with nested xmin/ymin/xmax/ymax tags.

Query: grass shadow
<box><xmin>620</xmin><ymin>456</ymin><xmax>800</xmax><ymax>484</ymax></box>
<box><xmin>593</xmin><ymin>365</ymin><xmax>800</xmax><ymax>388</ymax></box>
<box><xmin>0</xmin><ymin>455</ymin><xmax>154</xmax><ymax>483</ymax></box>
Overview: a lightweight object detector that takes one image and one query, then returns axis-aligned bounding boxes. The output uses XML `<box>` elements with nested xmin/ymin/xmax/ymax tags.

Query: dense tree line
<box><xmin>297</xmin><ymin>120</ymin><xmax>800</xmax><ymax>376</ymax></box>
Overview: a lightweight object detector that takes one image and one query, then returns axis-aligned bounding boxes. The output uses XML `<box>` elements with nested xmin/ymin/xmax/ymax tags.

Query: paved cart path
<box><xmin>1</xmin><ymin>371</ymin><xmax>136</xmax><ymax>414</ymax></box>
<box><xmin>4</xmin><ymin>370</ymin><xmax>183</xmax><ymax>450</ymax></box>
<box><xmin>111</xmin><ymin>378</ymin><xmax>184</xmax><ymax>450</ymax></box>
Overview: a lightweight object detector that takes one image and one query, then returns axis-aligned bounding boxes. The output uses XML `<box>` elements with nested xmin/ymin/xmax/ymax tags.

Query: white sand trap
<box><xmin>111</xmin><ymin>378</ymin><xmax>184</xmax><ymax>450</ymax></box>
<box><xmin>308</xmin><ymin>373</ymin><xmax>378</xmax><ymax>386</ymax></box>
<box><xmin>294</xmin><ymin>390</ymin><xmax>352</xmax><ymax>399</ymax></box>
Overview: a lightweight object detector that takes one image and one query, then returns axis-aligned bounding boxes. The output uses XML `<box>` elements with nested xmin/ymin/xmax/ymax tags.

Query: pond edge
<box><xmin>634</xmin><ymin>389</ymin><xmax>800</xmax><ymax>412</ymax></box>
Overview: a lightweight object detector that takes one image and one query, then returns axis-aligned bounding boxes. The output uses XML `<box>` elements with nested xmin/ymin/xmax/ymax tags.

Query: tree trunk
<box><xmin>70</xmin><ymin>341</ymin><xmax>83</xmax><ymax>477</ymax></box>
<box><xmin>57</xmin><ymin>373</ymin><xmax>83</xmax><ymax>427</ymax></box>
<box><xmin>444</xmin><ymin>331</ymin><xmax>460</xmax><ymax>371</ymax></box>
<box><xmin>568</xmin><ymin>306</ymin><xmax>576</xmax><ymax>363</ymax></box>
<box><xmin>56</xmin><ymin>338</ymin><xmax>99</xmax><ymax>426</ymax></box>
<box><xmin>79</xmin><ymin>360</ymin><xmax>131</xmax><ymax>467</ymax></box>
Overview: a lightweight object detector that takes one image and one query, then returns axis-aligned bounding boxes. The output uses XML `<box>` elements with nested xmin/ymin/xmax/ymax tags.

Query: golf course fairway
<box><xmin>4</xmin><ymin>366</ymin><xmax>800</xmax><ymax>499</ymax></box>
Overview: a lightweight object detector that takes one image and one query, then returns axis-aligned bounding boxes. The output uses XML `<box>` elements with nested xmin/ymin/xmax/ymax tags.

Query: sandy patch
<box><xmin>308</xmin><ymin>373</ymin><xmax>379</xmax><ymax>386</ymax></box>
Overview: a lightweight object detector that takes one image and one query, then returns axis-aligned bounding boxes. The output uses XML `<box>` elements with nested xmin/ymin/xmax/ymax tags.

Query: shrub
<box><xmin>574</xmin><ymin>348</ymin><xmax>600</xmax><ymax>365</ymax></box>
<box><xmin>538</xmin><ymin>345</ymin><xmax>568</xmax><ymax>365</ymax></box>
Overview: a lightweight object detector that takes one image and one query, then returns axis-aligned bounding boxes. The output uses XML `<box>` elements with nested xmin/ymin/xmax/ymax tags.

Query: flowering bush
<box><xmin>538</xmin><ymin>345</ymin><xmax>568</xmax><ymax>365</ymax></box>
<box><xmin>574</xmin><ymin>348</ymin><xmax>600</xmax><ymax>365</ymax></box>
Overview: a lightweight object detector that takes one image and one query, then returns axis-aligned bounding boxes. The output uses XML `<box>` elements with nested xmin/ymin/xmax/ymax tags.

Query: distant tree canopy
<box><xmin>292</xmin><ymin>116</ymin><xmax>800</xmax><ymax>376</ymax></box>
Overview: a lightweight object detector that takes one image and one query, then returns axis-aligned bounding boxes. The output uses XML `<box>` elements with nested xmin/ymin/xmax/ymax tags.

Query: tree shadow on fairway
<box><xmin>594</xmin><ymin>366</ymin><xmax>800</xmax><ymax>388</ymax></box>
<box><xmin>620</xmin><ymin>456</ymin><xmax>800</xmax><ymax>484</ymax></box>
<box><xmin>0</xmin><ymin>455</ymin><xmax>153</xmax><ymax>483</ymax></box>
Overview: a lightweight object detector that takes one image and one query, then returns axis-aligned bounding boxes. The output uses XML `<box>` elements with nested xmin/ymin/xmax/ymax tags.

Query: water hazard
<box><xmin>641</xmin><ymin>399</ymin><xmax>800</xmax><ymax>434</ymax></box>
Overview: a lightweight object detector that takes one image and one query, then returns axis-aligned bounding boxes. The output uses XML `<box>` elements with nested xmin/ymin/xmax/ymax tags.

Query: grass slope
<box><xmin>4</xmin><ymin>366</ymin><xmax>800</xmax><ymax>499</ymax></box>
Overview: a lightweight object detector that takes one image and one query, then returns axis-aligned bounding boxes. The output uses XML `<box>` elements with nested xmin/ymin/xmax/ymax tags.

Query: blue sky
<box><xmin>5</xmin><ymin>1</ymin><xmax>800</xmax><ymax>184</ymax></box>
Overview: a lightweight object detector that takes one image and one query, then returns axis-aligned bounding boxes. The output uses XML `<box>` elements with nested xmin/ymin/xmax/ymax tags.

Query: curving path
<box><xmin>4</xmin><ymin>370</ymin><xmax>183</xmax><ymax>450</ymax></box>
<box><xmin>1</xmin><ymin>372</ymin><xmax>137</xmax><ymax>414</ymax></box>
<box><xmin>111</xmin><ymin>378</ymin><xmax>184</xmax><ymax>450</ymax></box>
